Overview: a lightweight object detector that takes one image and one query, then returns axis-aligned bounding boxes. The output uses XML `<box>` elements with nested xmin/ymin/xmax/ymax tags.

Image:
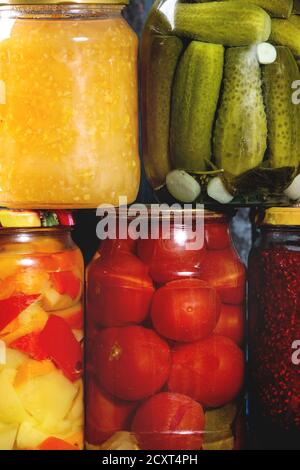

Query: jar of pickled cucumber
<box><xmin>0</xmin><ymin>1</ymin><xmax>139</xmax><ymax>209</ymax></box>
<box><xmin>141</xmin><ymin>0</ymin><xmax>300</xmax><ymax>206</ymax></box>
<box><xmin>249</xmin><ymin>208</ymin><xmax>300</xmax><ymax>450</ymax></box>
<box><xmin>86</xmin><ymin>208</ymin><xmax>245</xmax><ymax>450</ymax></box>
<box><xmin>0</xmin><ymin>210</ymin><xmax>84</xmax><ymax>450</ymax></box>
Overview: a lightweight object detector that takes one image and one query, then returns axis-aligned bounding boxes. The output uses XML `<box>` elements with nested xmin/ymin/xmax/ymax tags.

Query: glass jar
<box><xmin>86</xmin><ymin>209</ymin><xmax>246</xmax><ymax>451</ymax></box>
<box><xmin>141</xmin><ymin>0</ymin><xmax>300</xmax><ymax>206</ymax></box>
<box><xmin>0</xmin><ymin>210</ymin><xmax>84</xmax><ymax>450</ymax></box>
<box><xmin>249</xmin><ymin>208</ymin><xmax>300</xmax><ymax>450</ymax></box>
<box><xmin>0</xmin><ymin>1</ymin><xmax>140</xmax><ymax>209</ymax></box>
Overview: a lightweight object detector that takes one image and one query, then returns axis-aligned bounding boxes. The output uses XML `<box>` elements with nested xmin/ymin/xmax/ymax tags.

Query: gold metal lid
<box><xmin>0</xmin><ymin>0</ymin><xmax>129</xmax><ymax>5</ymax></box>
<box><xmin>262</xmin><ymin>208</ymin><xmax>300</xmax><ymax>226</ymax></box>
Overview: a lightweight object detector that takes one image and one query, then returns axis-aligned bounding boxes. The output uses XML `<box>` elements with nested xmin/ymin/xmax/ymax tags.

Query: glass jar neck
<box><xmin>0</xmin><ymin>228</ymin><xmax>74</xmax><ymax>253</ymax></box>
<box><xmin>258</xmin><ymin>225</ymin><xmax>300</xmax><ymax>247</ymax></box>
<box><xmin>0</xmin><ymin>4</ymin><xmax>124</xmax><ymax>19</ymax></box>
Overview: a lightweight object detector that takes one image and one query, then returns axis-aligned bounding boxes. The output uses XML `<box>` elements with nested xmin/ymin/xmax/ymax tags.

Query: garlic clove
<box><xmin>207</xmin><ymin>177</ymin><xmax>234</xmax><ymax>204</ymax></box>
<box><xmin>256</xmin><ymin>42</ymin><xmax>277</xmax><ymax>65</ymax></box>
<box><xmin>166</xmin><ymin>169</ymin><xmax>201</xmax><ymax>203</ymax></box>
<box><xmin>284</xmin><ymin>174</ymin><xmax>300</xmax><ymax>201</ymax></box>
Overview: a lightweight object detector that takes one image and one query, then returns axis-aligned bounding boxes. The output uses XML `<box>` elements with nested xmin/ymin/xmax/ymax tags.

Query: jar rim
<box><xmin>0</xmin><ymin>1</ymin><xmax>129</xmax><ymax>5</ymax></box>
<box><xmin>0</xmin><ymin>226</ymin><xmax>72</xmax><ymax>236</ymax></box>
<box><xmin>99</xmin><ymin>206</ymin><xmax>233</xmax><ymax>222</ymax></box>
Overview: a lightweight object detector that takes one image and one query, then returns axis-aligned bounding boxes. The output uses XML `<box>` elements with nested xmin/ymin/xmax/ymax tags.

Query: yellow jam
<box><xmin>0</xmin><ymin>14</ymin><xmax>140</xmax><ymax>208</ymax></box>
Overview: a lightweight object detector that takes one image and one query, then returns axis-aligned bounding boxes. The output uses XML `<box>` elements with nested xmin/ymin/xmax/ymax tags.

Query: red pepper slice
<box><xmin>10</xmin><ymin>331</ymin><xmax>48</xmax><ymax>361</ymax></box>
<box><xmin>38</xmin><ymin>437</ymin><xmax>78</xmax><ymax>451</ymax></box>
<box><xmin>0</xmin><ymin>294</ymin><xmax>40</xmax><ymax>332</ymax></box>
<box><xmin>50</xmin><ymin>271</ymin><xmax>81</xmax><ymax>300</ymax></box>
<box><xmin>55</xmin><ymin>211</ymin><xmax>75</xmax><ymax>227</ymax></box>
<box><xmin>39</xmin><ymin>315</ymin><xmax>83</xmax><ymax>382</ymax></box>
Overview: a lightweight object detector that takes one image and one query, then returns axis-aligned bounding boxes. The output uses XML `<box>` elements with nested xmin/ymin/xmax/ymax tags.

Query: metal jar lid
<box><xmin>262</xmin><ymin>208</ymin><xmax>300</xmax><ymax>226</ymax></box>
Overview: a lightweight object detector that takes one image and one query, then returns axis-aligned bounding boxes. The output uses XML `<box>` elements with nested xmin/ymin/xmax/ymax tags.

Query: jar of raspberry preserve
<box><xmin>0</xmin><ymin>210</ymin><xmax>84</xmax><ymax>450</ymax></box>
<box><xmin>249</xmin><ymin>208</ymin><xmax>300</xmax><ymax>450</ymax></box>
<box><xmin>86</xmin><ymin>208</ymin><xmax>246</xmax><ymax>450</ymax></box>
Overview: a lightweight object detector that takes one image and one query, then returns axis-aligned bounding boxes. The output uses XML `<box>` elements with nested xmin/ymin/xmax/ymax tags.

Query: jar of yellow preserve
<box><xmin>0</xmin><ymin>1</ymin><xmax>140</xmax><ymax>208</ymax></box>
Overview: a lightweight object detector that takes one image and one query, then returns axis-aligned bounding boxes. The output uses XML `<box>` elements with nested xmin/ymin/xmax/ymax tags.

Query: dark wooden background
<box><xmin>73</xmin><ymin>0</ymin><xmax>252</xmax><ymax>266</ymax></box>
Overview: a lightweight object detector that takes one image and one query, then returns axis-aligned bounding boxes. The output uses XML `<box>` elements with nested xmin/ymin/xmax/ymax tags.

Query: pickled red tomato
<box><xmin>93</xmin><ymin>326</ymin><xmax>171</xmax><ymax>401</ymax></box>
<box><xmin>88</xmin><ymin>279</ymin><xmax>154</xmax><ymax>328</ymax></box>
<box><xmin>214</xmin><ymin>304</ymin><xmax>245</xmax><ymax>346</ymax></box>
<box><xmin>99</xmin><ymin>238</ymin><xmax>136</xmax><ymax>259</ymax></box>
<box><xmin>132</xmin><ymin>392</ymin><xmax>205</xmax><ymax>450</ymax></box>
<box><xmin>87</xmin><ymin>252</ymin><xmax>154</xmax><ymax>327</ymax></box>
<box><xmin>137</xmin><ymin>226</ymin><xmax>206</xmax><ymax>284</ymax></box>
<box><xmin>151</xmin><ymin>279</ymin><xmax>221</xmax><ymax>342</ymax></box>
<box><xmin>91</xmin><ymin>250</ymin><xmax>150</xmax><ymax>283</ymax></box>
<box><xmin>199</xmin><ymin>249</ymin><xmax>245</xmax><ymax>304</ymax></box>
<box><xmin>205</xmin><ymin>223</ymin><xmax>231</xmax><ymax>250</ymax></box>
<box><xmin>86</xmin><ymin>378</ymin><xmax>136</xmax><ymax>446</ymax></box>
<box><xmin>168</xmin><ymin>335</ymin><xmax>244</xmax><ymax>408</ymax></box>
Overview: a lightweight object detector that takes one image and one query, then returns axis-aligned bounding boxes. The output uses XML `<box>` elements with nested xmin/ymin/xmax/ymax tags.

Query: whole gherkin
<box><xmin>214</xmin><ymin>47</ymin><xmax>267</xmax><ymax>176</ymax></box>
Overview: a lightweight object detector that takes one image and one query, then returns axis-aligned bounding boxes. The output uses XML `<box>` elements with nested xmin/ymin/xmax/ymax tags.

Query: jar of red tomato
<box><xmin>0</xmin><ymin>210</ymin><xmax>84</xmax><ymax>450</ymax></box>
<box><xmin>249</xmin><ymin>208</ymin><xmax>300</xmax><ymax>450</ymax></box>
<box><xmin>86</xmin><ymin>209</ymin><xmax>246</xmax><ymax>450</ymax></box>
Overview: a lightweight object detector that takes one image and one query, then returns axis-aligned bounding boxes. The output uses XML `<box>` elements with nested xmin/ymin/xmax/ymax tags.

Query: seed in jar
<box><xmin>166</xmin><ymin>170</ymin><xmax>201</xmax><ymax>203</ymax></box>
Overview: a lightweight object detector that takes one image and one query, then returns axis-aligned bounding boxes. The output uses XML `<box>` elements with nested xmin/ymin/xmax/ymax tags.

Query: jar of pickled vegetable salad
<box><xmin>249</xmin><ymin>208</ymin><xmax>300</xmax><ymax>450</ymax></box>
<box><xmin>86</xmin><ymin>208</ymin><xmax>245</xmax><ymax>450</ymax></box>
<box><xmin>141</xmin><ymin>0</ymin><xmax>300</xmax><ymax>206</ymax></box>
<box><xmin>0</xmin><ymin>1</ymin><xmax>139</xmax><ymax>208</ymax></box>
<box><xmin>0</xmin><ymin>210</ymin><xmax>84</xmax><ymax>450</ymax></box>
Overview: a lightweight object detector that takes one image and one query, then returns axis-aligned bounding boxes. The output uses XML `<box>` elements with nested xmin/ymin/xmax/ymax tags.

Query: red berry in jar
<box><xmin>137</xmin><ymin>225</ymin><xmax>206</xmax><ymax>284</ymax></box>
<box><xmin>92</xmin><ymin>325</ymin><xmax>171</xmax><ymax>401</ymax></box>
<box><xmin>132</xmin><ymin>392</ymin><xmax>205</xmax><ymax>450</ymax></box>
<box><xmin>214</xmin><ymin>304</ymin><xmax>245</xmax><ymax>346</ymax></box>
<box><xmin>86</xmin><ymin>378</ymin><xmax>136</xmax><ymax>446</ymax></box>
<box><xmin>87</xmin><ymin>251</ymin><xmax>154</xmax><ymax>327</ymax></box>
<box><xmin>199</xmin><ymin>249</ymin><xmax>245</xmax><ymax>305</ymax></box>
<box><xmin>151</xmin><ymin>279</ymin><xmax>221</xmax><ymax>342</ymax></box>
<box><xmin>168</xmin><ymin>335</ymin><xmax>244</xmax><ymax>408</ymax></box>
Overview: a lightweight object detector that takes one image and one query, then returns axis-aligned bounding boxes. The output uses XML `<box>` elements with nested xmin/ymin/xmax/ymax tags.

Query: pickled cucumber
<box><xmin>142</xmin><ymin>0</ymin><xmax>172</xmax><ymax>36</ymax></box>
<box><xmin>214</xmin><ymin>47</ymin><xmax>267</xmax><ymax>176</ymax></box>
<box><xmin>203</xmin><ymin>0</ymin><xmax>293</xmax><ymax>19</ymax></box>
<box><xmin>174</xmin><ymin>2</ymin><xmax>271</xmax><ymax>46</ymax></box>
<box><xmin>142</xmin><ymin>35</ymin><xmax>183</xmax><ymax>187</ymax></box>
<box><xmin>294</xmin><ymin>0</ymin><xmax>300</xmax><ymax>15</ymax></box>
<box><xmin>204</xmin><ymin>403</ymin><xmax>237</xmax><ymax>443</ymax></box>
<box><xmin>270</xmin><ymin>19</ymin><xmax>300</xmax><ymax>57</ymax></box>
<box><xmin>170</xmin><ymin>41</ymin><xmax>224</xmax><ymax>172</ymax></box>
<box><xmin>288</xmin><ymin>14</ymin><xmax>300</xmax><ymax>29</ymax></box>
<box><xmin>262</xmin><ymin>46</ymin><xmax>300</xmax><ymax>169</ymax></box>
<box><xmin>203</xmin><ymin>436</ymin><xmax>234</xmax><ymax>450</ymax></box>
